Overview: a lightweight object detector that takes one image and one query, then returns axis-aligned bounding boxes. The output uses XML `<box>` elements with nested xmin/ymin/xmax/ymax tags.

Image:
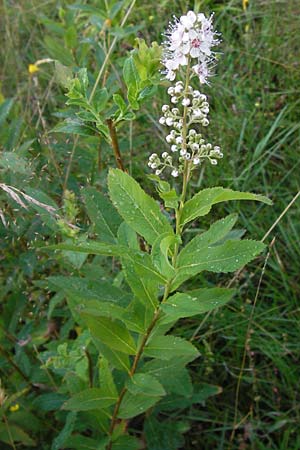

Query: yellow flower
<box><xmin>9</xmin><ymin>403</ymin><xmax>20</xmax><ymax>412</ymax></box>
<box><xmin>243</xmin><ymin>0</ymin><xmax>249</xmax><ymax>10</ymax></box>
<box><xmin>28</xmin><ymin>64</ymin><xmax>39</xmax><ymax>75</ymax></box>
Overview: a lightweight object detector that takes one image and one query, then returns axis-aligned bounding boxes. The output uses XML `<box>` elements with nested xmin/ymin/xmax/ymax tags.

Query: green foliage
<box><xmin>1</xmin><ymin>1</ymin><xmax>298</xmax><ymax>449</ymax></box>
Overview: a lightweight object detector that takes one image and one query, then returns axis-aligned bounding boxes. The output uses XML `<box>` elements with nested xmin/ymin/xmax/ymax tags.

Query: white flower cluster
<box><xmin>148</xmin><ymin>81</ymin><xmax>223</xmax><ymax>177</ymax></box>
<box><xmin>162</xmin><ymin>11</ymin><xmax>220</xmax><ymax>84</ymax></box>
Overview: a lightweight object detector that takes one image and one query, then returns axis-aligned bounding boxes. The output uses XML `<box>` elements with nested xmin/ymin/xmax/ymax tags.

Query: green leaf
<box><xmin>82</xmin><ymin>313</ymin><xmax>137</xmax><ymax>355</ymax></box>
<box><xmin>44</xmin><ymin>35</ymin><xmax>74</xmax><ymax>65</ymax></box>
<box><xmin>52</xmin><ymin>119</ymin><xmax>95</xmax><ymax>136</ymax></box>
<box><xmin>113</xmin><ymin>93</ymin><xmax>128</xmax><ymax>115</ymax></box>
<box><xmin>64</xmin><ymin>26</ymin><xmax>78</xmax><ymax>49</ymax></box>
<box><xmin>63</xmin><ymin>435</ymin><xmax>99</xmax><ymax>450</ymax></box>
<box><xmin>122</xmin><ymin>298</ymin><xmax>153</xmax><ymax>334</ymax></box>
<box><xmin>144</xmin><ymin>335</ymin><xmax>199</xmax><ymax>362</ymax></box>
<box><xmin>151</xmin><ymin>233</ymin><xmax>178</xmax><ymax>280</ymax></box>
<box><xmin>173</xmin><ymin>239</ymin><xmax>266</xmax><ymax>290</ymax></box>
<box><xmin>0</xmin><ymin>424</ymin><xmax>36</xmax><ymax>446</ymax></box>
<box><xmin>111</xmin><ymin>435</ymin><xmax>140</xmax><ymax>450</ymax></box>
<box><xmin>46</xmin><ymin>241</ymin><xmax>166</xmax><ymax>284</ymax></box>
<box><xmin>126</xmin><ymin>373</ymin><xmax>166</xmax><ymax>397</ymax></box>
<box><xmin>123</xmin><ymin>56</ymin><xmax>139</xmax><ymax>91</ymax></box>
<box><xmin>160</xmin><ymin>288</ymin><xmax>235</xmax><ymax>324</ymax></box>
<box><xmin>51</xmin><ymin>412</ymin><xmax>77</xmax><ymax>450</ymax></box>
<box><xmin>144</xmin><ymin>416</ymin><xmax>185</xmax><ymax>450</ymax></box>
<box><xmin>118</xmin><ymin>391</ymin><xmax>162</xmax><ymax>419</ymax></box>
<box><xmin>158</xmin><ymin>383</ymin><xmax>222</xmax><ymax>412</ymax></box>
<box><xmin>48</xmin><ymin>276</ymin><xmax>131</xmax><ymax>307</ymax></box>
<box><xmin>98</xmin><ymin>357</ymin><xmax>118</xmax><ymax>398</ymax></box>
<box><xmin>0</xmin><ymin>152</ymin><xmax>30</xmax><ymax>174</ymax></box>
<box><xmin>108</xmin><ymin>168</ymin><xmax>173</xmax><ymax>245</ymax></box>
<box><xmin>82</xmin><ymin>187</ymin><xmax>122</xmax><ymax>243</ymax></box>
<box><xmin>62</xmin><ymin>388</ymin><xmax>117</xmax><ymax>411</ymax></box>
<box><xmin>181</xmin><ymin>187</ymin><xmax>272</xmax><ymax>226</ymax></box>
<box><xmin>94</xmin><ymin>340</ymin><xmax>130</xmax><ymax>373</ymax></box>
<box><xmin>141</xmin><ymin>359</ymin><xmax>193</xmax><ymax>396</ymax></box>
<box><xmin>92</xmin><ymin>87</ymin><xmax>109</xmax><ymax>114</ymax></box>
<box><xmin>0</xmin><ymin>98</ymin><xmax>14</xmax><ymax>126</ymax></box>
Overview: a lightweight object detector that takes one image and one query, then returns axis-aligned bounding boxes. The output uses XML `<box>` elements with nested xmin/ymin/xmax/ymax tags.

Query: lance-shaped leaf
<box><xmin>172</xmin><ymin>239</ymin><xmax>266</xmax><ymax>290</ymax></box>
<box><xmin>46</xmin><ymin>241</ymin><xmax>167</xmax><ymax>284</ymax></box>
<box><xmin>118</xmin><ymin>390</ymin><xmax>163</xmax><ymax>419</ymax></box>
<box><xmin>62</xmin><ymin>388</ymin><xmax>117</xmax><ymax>411</ymax></box>
<box><xmin>82</xmin><ymin>187</ymin><xmax>122</xmax><ymax>243</ymax></box>
<box><xmin>144</xmin><ymin>335</ymin><xmax>199</xmax><ymax>362</ymax></box>
<box><xmin>118</xmin><ymin>223</ymin><xmax>159</xmax><ymax>309</ymax></box>
<box><xmin>141</xmin><ymin>358</ymin><xmax>193</xmax><ymax>396</ymax></box>
<box><xmin>180</xmin><ymin>187</ymin><xmax>272</xmax><ymax>226</ymax></box>
<box><xmin>126</xmin><ymin>373</ymin><xmax>166</xmax><ymax>397</ymax></box>
<box><xmin>160</xmin><ymin>288</ymin><xmax>235</xmax><ymax>324</ymax></box>
<box><xmin>81</xmin><ymin>313</ymin><xmax>137</xmax><ymax>355</ymax></box>
<box><xmin>108</xmin><ymin>168</ymin><xmax>173</xmax><ymax>245</ymax></box>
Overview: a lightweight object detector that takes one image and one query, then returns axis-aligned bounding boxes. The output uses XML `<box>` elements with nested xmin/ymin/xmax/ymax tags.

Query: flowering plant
<box><xmin>47</xmin><ymin>10</ymin><xmax>272</xmax><ymax>449</ymax></box>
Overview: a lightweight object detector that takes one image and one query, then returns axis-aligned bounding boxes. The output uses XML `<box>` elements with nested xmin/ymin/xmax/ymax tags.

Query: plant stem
<box><xmin>106</xmin><ymin>56</ymin><xmax>193</xmax><ymax>450</ymax></box>
<box><xmin>107</xmin><ymin>119</ymin><xmax>125</xmax><ymax>171</ymax></box>
<box><xmin>172</xmin><ymin>59</ymin><xmax>192</xmax><ymax>266</ymax></box>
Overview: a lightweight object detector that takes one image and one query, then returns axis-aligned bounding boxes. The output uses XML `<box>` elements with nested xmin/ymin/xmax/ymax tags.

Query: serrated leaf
<box><xmin>82</xmin><ymin>187</ymin><xmax>122</xmax><ymax>243</ymax></box>
<box><xmin>95</xmin><ymin>340</ymin><xmax>130</xmax><ymax>373</ymax></box>
<box><xmin>82</xmin><ymin>313</ymin><xmax>137</xmax><ymax>355</ymax></box>
<box><xmin>63</xmin><ymin>388</ymin><xmax>117</xmax><ymax>411</ymax></box>
<box><xmin>172</xmin><ymin>239</ymin><xmax>266</xmax><ymax>290</ymax></box>
<box><xmin>46</xmin><ymin>241</ymin><xmax>167</xmax><ymax>284</ymax></box>
<box><xmin>144</xmin><ymin>335</ymin><xmax>199</xmax><ymax>362</ymax></box>
<box><xmin>108</xmin><ymin>168</ymin><xmax>173</xmax><ymax>245</ymax></box>
<box><xmin>118</xmin><ymin>391</ymin><xmax>162</xmax><ymax>419</ymax></box>
<box><xmin>158</xmin><ymin>383</ymin><xmax>222</xmax><ymax>412</ymax></box>
<box><xmin>52</xmin><ymin>119</ymin><xmax>95</xmax><ymax>136</ymax></box>
<box><xmin>126</xmin><ymin>373</ymin><xmax>166</xmax><ymax>397</ymax></box>
<box><xmin>48</xmin><ymin>276</ymin><xmax>131</xmax><ymax>307</ymax></box>
<box><xmin>160</xmin><ymin>288</ymin><xmax>235</xmax><ymax>324</ymax></box>
<box><xmin>141</xmin><ymin>359</ymin><xmax>193</xmax><ymax>396</ymax></box>
<box><xmin>181</xmin><ymin>187</ymin><xmax>272</xmax><ymax>226</ymax></box>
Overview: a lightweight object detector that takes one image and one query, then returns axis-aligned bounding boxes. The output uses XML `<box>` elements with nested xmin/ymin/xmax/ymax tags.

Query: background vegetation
<box><xmin>0</xmin><ymin>0</ymin><xmax>299</xmax><ymax>449</ymax></box>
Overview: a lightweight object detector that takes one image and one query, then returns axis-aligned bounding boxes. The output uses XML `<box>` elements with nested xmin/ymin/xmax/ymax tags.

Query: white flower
<box><xmin>171</xmin><ymin>145</ymin><xmax>178</xmax><ymax>152</ymax></box>
<box><xmin>182</xmin><ymin>98</ymin><xmax>190</xmax><ymax>106</ymax></box>
<box><xmin>192</xmin><ymin>61</ymin><xmax>210</xmax><ymax>84</ymax></box>
<box><xmin>193</xmin><ymin>157</ymin><xmax>200</xmax><ymax>165</ymax></box>
<box><xmin>171</xmin><ymin>169</ymin><xmax>179</xmax><ymax>177</ymax></box>
<box><xmin>162</xmin><ymin>152</ymin><xmax>169</xmax><ymax>158</ymax></box>
<box><xmin>180</xmin><ymin>11</ymin><xmax>197</xmax><ymax>29</ymax></box>
<box><xmin>162</xmin><ymin>11</ymin><xmax>220</xmax><ymax>82</ymax></box>
<box><xmin>159</xmin><ymin>117</ymin><xmax>166</xmax><ymax>125</ymax></box>
<box><xmin>166</xmin><ymin>117</ymin><xmax>174</xmax><ymax>126</ymax></box>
